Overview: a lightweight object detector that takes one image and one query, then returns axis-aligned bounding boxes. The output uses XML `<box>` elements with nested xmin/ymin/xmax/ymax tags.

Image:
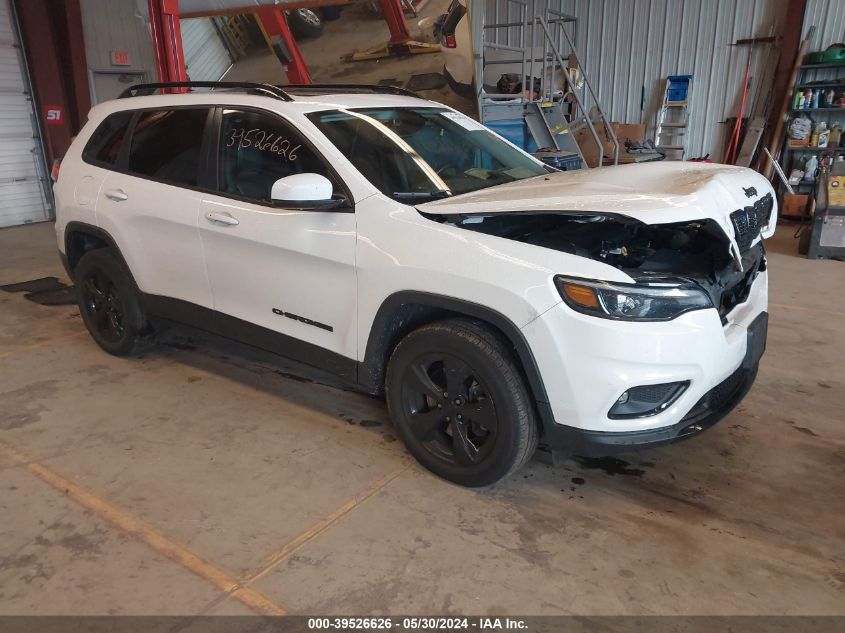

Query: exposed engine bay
<box><xmin>426</xmin><ymin>211</ymin><xmax>765</xmax><ymax>322</ymax></box>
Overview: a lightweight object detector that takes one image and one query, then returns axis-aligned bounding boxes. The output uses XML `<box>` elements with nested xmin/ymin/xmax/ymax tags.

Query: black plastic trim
<box><xmin>279</xmin><ymin>83</ymin><xmax>419</xmax><ymax>99</ymax></box>
<box><xmin>119</xmin><ymin>81</ymin><xmax>294</xmax><ymax>101</ymax></box>
<box><xmin>359</xmin><ymin>291</ymin><xmax>552</xmax><ymax>418</ymax></box>
<box><xmin>141</xmin><ymin>294</ymin><xmax>357</xmax><ymax>383</ymax></box>
<box><xmin>63</xmin><ymin>222</ymin><xmax>132</xmax><ymax>276</ymax></box>
<box><xmin>607</xmin><ymin>380</ymin><xmax>690</xmax><ymax>419</ymax></box>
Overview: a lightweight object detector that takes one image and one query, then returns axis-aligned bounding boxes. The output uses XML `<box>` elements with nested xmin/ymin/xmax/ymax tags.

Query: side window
<box><xmin>127</xmin><ymin>108</ymin><xmax>209</xmax><ymax>187</ymax></box>
<box><xmin>82</xmin><ymin>111</ymin><xmax>134</xmax><ymax>167</ymax></box>
<box><xmin>218</xmin><ymin>109</ymin><xmax>339</xmax><ymax>204</ymax></box>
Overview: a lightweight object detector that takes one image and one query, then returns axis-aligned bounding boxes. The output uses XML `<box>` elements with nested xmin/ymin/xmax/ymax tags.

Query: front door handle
<box><xmin>205</xmin><ymin>211</ymin><xmax>240</xmax><ymax>226</ymax></box>
<box><xmin>104</xmin><ymin>188</ymin><xmax>128</xmax><ymax>202</ymax></box>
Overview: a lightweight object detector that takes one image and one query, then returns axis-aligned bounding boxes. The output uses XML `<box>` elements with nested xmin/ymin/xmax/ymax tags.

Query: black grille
<box><xmin>627</xmin><ymin>383</ymin><xmax>677</xmax><ymax>404</ymax></box>
<box><xmin>681</xmin><ymin>366</ymin><xmax>746</xmax><ymax>422</ymax></box>
<box><xmin>719</xmin><ymin>263</ymin><xmax>757</xmax><ymax>318</ymax></box>
<box><xmin>731</xmin><ymin>193</ymin><xmax>773</xmax><ymax>252</ymax></box>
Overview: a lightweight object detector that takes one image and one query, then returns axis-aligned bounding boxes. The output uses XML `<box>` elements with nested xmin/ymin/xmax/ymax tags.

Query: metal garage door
<box><xmin>182</xmin><ymin>18</ymin><xmax>232</xmax><ymax>82</ymax></box>
<box><xmin>0</xmin><ymin>0</ymin><xmax>50</xmax><ymax>227</ymax></box>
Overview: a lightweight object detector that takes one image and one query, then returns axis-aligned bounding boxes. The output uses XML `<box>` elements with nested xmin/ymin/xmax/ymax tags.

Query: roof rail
<box><xmin>119</xmin><ymin>81</ymin><xmax>293</xmax><ymax>101</ymax></box>
<box><xmin>279</xmin><ymin>83</ymin><xmax>419</xmax><ymax>98</ymax></box>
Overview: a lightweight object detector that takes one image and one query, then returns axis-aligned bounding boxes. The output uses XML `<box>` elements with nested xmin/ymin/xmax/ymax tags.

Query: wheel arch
<box><xmin>359</xmin><ymin>291</ymin><xmax>553</xmax><ymax>425</ymax></box>
<box><xmin>64</xmin><ymin>222</ymin><xmax>130</xmax><ymax>276</ymax></box>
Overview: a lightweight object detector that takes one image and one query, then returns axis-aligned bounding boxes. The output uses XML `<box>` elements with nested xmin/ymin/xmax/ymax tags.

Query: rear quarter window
<box><xmin>82</xmin><ymin>111</ymin><xmax>134</xmax><ymax>167</ymax></box>
<box><xmin>127</xmin><ymin>108</ymin><xmax>209</xmax><ymax>187</ymax></box>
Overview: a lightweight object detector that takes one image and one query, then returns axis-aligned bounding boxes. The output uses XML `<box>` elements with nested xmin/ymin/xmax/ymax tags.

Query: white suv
<box><xmin>55</xmin><ymin>82</ymin><xmax>775</xmax><ymax>486</ymax></box>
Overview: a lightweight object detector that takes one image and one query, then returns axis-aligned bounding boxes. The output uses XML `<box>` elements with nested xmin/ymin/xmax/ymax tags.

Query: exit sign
<box><xmin>110</xmin><ymin>50</ymin><xmax>130</xmax><ymax>66</ymax></box>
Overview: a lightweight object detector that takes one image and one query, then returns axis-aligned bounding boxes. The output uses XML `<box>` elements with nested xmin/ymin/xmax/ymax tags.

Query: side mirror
<box><xmin>271</xmin><ymin>173</ymin><xmax>342</xmax><ymax>209</ymax></box>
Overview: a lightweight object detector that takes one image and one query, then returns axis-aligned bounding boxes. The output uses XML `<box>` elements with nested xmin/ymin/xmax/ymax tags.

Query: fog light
<box><xmin>608</xmin><ymin>381</ymin><xmax>690</xmax><ymax>419</ymax></box>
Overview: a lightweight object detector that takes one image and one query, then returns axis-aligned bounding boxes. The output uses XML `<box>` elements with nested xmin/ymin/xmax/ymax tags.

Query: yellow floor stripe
<box><xmin>241</xmin><ymin>463</ymin><xmax>412</xmax><ymax>587</ymax></box>
<box><xmin>0</xmin><ymin>441</ymin><xmax>286</xmax><ymax>616</ymax></box>
<box><xmin>0</xmin><ymin>331</ymin><xmax>87</xmax><ymax>360</ymax></box>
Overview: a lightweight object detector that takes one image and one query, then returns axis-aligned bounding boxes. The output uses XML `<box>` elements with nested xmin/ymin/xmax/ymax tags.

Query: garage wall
<box><xmin>477</xmin><ymin>0</ymin><xmax>790</xmax><ymax>159</ymax></box>
<box><xmin>0</xmin><ymin>0</ymin><xmax>50</xmax><ymax>227</ymax></box>
<box><xmin>80</xmin><ymin>0</ymin><xmax>156</xmax><ymax>103</ymax></box>
<box><xmin>181</xmin><ymin>18</ymin><xmax>232</xmax><ymax>82</ymax></box>
<box><xmin>802</xmin><ymin>0</ymin><xmax>845</xmax><ymax>51</ymax></box>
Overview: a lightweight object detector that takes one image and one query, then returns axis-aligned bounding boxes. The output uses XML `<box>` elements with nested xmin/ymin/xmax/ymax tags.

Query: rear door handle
<box><xmin>104</xmin><ymin>188</ymin><xmax>128</xmax><ymax>202</ymax></box>
<box><xmin>205</xmin><ymin>211</ymin><xmax>240</xmax><ymax>226</ymax></box>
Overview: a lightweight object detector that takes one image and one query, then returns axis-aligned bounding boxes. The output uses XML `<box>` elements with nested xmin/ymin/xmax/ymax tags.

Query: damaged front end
<box><xmin>427</xmin><ymin>196</ymin><xmax>772</xmax><ymax>323</ymax></box>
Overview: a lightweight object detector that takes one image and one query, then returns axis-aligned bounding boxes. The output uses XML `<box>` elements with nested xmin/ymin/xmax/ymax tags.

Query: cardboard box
<box><xmin>787</xmin><ymin>138</ymin><xmax>811</xmax><ymax>148</ymax></box>
<box><xmin>575</xmin><ymin>122</ymin><xmax>647</xmax><ymax>167</ymax></box>
<box><xmin>781</xmin><ymin>193</ymin><xmax>810</xmax><ymax>218</ymax></box>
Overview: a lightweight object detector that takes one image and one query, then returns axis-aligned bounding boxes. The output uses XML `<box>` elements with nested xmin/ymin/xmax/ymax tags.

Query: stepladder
<box><xmin>655</xmin><ymin>75</ymin><xmax>693</xmax><ymax>160</ymax></box>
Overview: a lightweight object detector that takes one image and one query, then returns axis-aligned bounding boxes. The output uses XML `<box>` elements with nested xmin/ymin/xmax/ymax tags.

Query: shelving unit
<box><xmin>782</xmin><ymin>61</ymin><xmax>845</xmax><ymax>176</ymax></box>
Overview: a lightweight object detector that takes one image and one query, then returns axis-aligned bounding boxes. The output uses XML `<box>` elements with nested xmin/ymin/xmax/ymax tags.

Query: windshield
<box><xmin>307</xmin><ymin>107</ymin><xmax>549</xmax><ymax>201</ymax></box>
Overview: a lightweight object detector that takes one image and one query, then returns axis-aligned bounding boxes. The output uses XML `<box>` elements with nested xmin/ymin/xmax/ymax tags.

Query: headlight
<box><xmin>554</xmin><ymin>275</ymin><xmax>712</xmax><ymax>321</ymax></box>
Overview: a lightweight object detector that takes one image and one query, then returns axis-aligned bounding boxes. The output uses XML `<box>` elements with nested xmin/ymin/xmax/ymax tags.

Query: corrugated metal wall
<box><xmin>477</xmin><ymin>0</ymin><xmax>791</xmax><ymax>159</ymax></box>
<box><xmin>80</xmin><ymin>0</ymin><xmax>156</xmax><ymax>77</ymax></box>
<box><xmin>802</xmin><ymin>0</ymin><xmax>845</xmax><ymax>51</ymax></box>
<box><xmin>800</xmin><ymin>0</ymin><xmax>845</xmax><ymax>88</ymax></box>
<box><xmin>182</xmin><ymin>18</ymin><xmax>232</xmax><ymax>82</ymax></box>
<box><xmin>0</xmin><ymin>0</ymin><xmax>49</xmax><ymax>227</ymax></box>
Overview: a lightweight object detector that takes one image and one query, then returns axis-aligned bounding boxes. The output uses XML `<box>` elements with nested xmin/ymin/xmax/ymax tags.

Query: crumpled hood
<box><xmin>418</xmin><ymin>161</ymin><xmax>776</xmax><ymax>258</ymax></box>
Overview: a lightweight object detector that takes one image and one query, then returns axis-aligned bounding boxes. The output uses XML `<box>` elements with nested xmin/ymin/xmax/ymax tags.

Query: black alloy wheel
<box><xmin>74</xmin><ymin>248</ymin><xmax>149</xmax><ymax>356</ymax></box>
<box><xmin>80</xmin><ymin>267</ymin><xmax>126</xmax><ymax>344</ymax></box>
<box><xmin>400</xmin><ymin>353</ymin><xmax>498</xmax><ymax>466</ymax></box>
<box><xmin>386</xmin><ymin>319</ymin><xmax>538</xmax><ymax>487</ymax></box>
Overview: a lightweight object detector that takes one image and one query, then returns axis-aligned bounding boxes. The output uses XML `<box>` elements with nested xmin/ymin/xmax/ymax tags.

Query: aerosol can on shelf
<box><xmin>817</xmin><ymin>122</ymin><xmax>830</xmax><ymax>148</ymax></box>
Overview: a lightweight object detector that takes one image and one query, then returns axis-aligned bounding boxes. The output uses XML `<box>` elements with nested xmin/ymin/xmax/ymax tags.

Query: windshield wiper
<box><xmin>392</xmin><ymin>190</ymin><xmax>451</xmax><ymax>201</ymax></box>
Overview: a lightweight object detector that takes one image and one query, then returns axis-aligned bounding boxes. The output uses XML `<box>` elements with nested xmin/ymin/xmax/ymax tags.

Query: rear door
<box><xmin>96</xmin><ymin>107</ymin><xmax>214</xmax><ymax>308</ymax></box>
<box><xmin>197</xmin><ymin>107</ymin><xmax>357</xmax><ymax>361</ymax></box>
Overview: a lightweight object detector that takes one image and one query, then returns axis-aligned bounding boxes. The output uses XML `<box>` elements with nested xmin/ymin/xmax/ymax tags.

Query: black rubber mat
<box><xmin>1</xmin><ymin>276</ymin><xmax>77</xmax><ymax>306</ymax></box>
<box><xmin>24</xmin><ymin>287</ymin><xmax>77</xmax><ymax>306</ymax></box>
<box><xmin>0</xmin><ymin>276</ymin><xmax>66</xmax><ymax>293</ymax></box>
<box><xmin>406</xmin><ymin>73</ymin><xmax>446</xmax><ymax>91</ymax></box>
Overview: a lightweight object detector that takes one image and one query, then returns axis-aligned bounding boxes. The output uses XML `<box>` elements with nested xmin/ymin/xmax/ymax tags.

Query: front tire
<box><xmin>386</xmin><ymin>319</ymin><xmax>538</xmax><ymax>487</ymax></box>
<box><xmin>75</xmin><ymin>248</ymin><xmax>149</xmax><ymax>356</ymax></box>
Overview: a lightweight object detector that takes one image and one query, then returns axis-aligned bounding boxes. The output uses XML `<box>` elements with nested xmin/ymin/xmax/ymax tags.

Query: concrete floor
<box><xmin>223</xmin><ymin>0</ymin><xmax>477</xmax><ymax>116</ymax></box>
<box><xmin>0</xmin><ymin>221</ymin><xmax>843</xmax><ymax>616</ymax></box>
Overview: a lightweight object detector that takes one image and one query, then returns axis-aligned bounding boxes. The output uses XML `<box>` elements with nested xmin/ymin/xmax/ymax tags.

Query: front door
<box><xmin>198</xmin><ymin>107</ymin><xmax>357</xmax><ymax>362</ymax></box>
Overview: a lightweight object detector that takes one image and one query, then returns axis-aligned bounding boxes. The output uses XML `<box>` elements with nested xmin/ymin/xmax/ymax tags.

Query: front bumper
<box><xmin>541</xmin><ymin>351</ymin><xmax>761</xmax><ymax>456</ymax></box>
<box><xmin>523</xmin><ymin>270</ymin><xmax>768</xmax><ymax>453</ymax></box>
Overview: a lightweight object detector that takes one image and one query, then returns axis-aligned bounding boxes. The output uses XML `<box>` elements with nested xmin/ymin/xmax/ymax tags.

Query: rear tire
<box><xmin>75</xmin><ymin>248</ymin><xmax>149</xmax><ymax>356</ymax></box>
<box><xmin>288</xmin><ymin>9</ymin><xmax>323</xmax><ymax>39</ymax></box>
<box><xmin>385</xmin><ymin>319</ymin><xmax>538</xmax><ymax>487</ymax></box>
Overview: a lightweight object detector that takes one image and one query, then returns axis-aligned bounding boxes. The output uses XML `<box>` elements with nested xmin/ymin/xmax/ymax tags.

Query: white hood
<box><xmin>418</xmin><ymin>161</ymin><xmax>777</xmax><ymax>259</ymax></box>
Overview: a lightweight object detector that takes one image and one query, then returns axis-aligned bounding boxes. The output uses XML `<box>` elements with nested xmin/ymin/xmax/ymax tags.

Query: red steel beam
<box><xmin>181</xmin><ymin>0</ymin><xmax>349</xmax><ymax>20</ymax></box>
<box><xmin>149</xmin><ymin>0</ymin><xmax>188</xmax><ymax>86</ymax></box>
<box><xmin>380</xmin><ymin>0</ymin><xmax>411</xmax><ymax>45</ymax></box>
<box><xmin>257</xmin><ymin>8</ymin><xmax>312</xmax><ymax>84</ymax></box>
